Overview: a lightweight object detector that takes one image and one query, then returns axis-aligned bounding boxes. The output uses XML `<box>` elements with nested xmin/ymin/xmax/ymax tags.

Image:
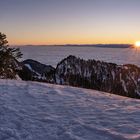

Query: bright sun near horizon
<box><xmin>135</xmin><ymin>41</ymin><xmax>140</xmax><ymax>48</ymax></box>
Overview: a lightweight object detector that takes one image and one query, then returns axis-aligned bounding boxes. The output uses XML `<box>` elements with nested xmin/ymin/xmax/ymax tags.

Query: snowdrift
<box><xmin>0</xmin><ymin>80</ymin><xmax>140</xmax><ymax>140</ymax></box>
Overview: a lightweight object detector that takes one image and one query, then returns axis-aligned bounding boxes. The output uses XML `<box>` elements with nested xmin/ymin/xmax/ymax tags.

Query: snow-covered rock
<box><xmin>0</xmin><ymin>79</ymin><xmax>140</xmax><ymax>140</ymax></box>
<box><xmin>17</xmin><ymin>56</ymin><xmax>140</xmax><ymax>98</ymax></box>
<box><xmin>18</xmin><ymin>59</ymin><xmax>55</xmax><ymax>83</ymax></box>
<box><xmin>55</xmin><ymin>55</ymin><xmax>140</xmax><ymax>98</ymax></box>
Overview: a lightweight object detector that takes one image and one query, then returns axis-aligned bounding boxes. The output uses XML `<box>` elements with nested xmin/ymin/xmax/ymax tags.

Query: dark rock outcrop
<box><xmin>18</xmin><ymin>59</ymin><xmax>55</xmax><ymax>83</ymax></box>
<box><xmin>55</xmin><ymin>55</ymin><xmax>140</xmax><ymax>98</ymax></box>
<box><xmin>17</xmin><ymin>56</ymin><xmax>140</xmax><ymax>98</ymax></box>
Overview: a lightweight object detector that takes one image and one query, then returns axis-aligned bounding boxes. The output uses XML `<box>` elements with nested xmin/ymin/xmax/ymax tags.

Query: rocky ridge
<box><xmin>18</xmin><ymin>55</ymin><xmax>140</xmax><ymax>98</ymax></box>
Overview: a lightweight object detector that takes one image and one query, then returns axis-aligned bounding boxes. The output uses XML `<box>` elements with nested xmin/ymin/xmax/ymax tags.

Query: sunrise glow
<box><xmin>135</xmin><ymin>41</ymin><xmax>140</xmax><ymax>48</ymax></box>
<box><xmin>0</xmin><ymin>0</ymin><xmax>140</xmax><ymax>45</ymax></box>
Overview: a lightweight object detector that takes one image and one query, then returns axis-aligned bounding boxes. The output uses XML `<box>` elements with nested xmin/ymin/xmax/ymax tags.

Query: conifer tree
<box><xmin>0</xmin><ymin>32</ymin><xmax>22</xmax><ymax>78</ymax></box>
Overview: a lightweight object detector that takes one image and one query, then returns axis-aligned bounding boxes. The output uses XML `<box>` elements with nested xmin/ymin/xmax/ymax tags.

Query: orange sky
<box><xmin>1</xmin><ymin>0</ymin><xmax>140</xmax><ymax>45</ymax></box>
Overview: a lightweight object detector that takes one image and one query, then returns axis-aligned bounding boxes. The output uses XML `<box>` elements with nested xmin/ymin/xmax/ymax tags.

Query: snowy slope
<box><xmin>0</xmin><ymin>80</ymin><xmax>140</xmax><ymax>140</ymax></box>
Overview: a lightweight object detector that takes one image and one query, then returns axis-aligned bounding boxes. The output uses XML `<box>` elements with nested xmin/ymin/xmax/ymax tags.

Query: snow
<box><xmin>24</xmin><ymin>64</ymin><xmax>42</xmax><ymax>78</ymax></box>
<box><xmin>24</xmin><ymin>64</ymin><xmax>40</xmax><ymax>76</ymax></box>
<box><xmin>24</xmin><ymin>64</ymin><xmax>33</xmax><ymax>71</ymax></box>
<box><xmin>0</xmin><ymin>79</ymin><xmax>140</xmax><ymax>140</ymax></box>
<box><xmin>120</xmin><ymin>73</ymin><xmax>128</xmax><ymax>93</ymax></box>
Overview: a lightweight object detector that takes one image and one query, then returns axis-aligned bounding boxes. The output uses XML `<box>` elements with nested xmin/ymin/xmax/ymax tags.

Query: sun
<box><xmin>135</xmin><ymin>41</ymin><xmax>140</xmax><ymax>48</ymax></box>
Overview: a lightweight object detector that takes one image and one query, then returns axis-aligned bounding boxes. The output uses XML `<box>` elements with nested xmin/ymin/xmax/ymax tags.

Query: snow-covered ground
<box><xmin>0</xmin><ymin>80</ymin><xmax>140</xmax><ymax>140</ymax></box>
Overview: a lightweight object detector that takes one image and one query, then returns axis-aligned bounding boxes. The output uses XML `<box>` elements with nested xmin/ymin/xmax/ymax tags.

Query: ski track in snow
<box><xmin>0</xmin><ymin>80</ymin><xmax>140</xmax><ymax>140</ymax></box>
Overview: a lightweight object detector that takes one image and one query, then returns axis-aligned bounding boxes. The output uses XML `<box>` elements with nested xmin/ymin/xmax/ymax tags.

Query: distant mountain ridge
<box><xmin>63</xmin><ymin>44</ymin><xmax>131</xmax><ymax>48</ymax></box>
<box><xmin>20</xmin><ymin>44</ymin><xmax>131</xmax><ymax>48</ymax></box>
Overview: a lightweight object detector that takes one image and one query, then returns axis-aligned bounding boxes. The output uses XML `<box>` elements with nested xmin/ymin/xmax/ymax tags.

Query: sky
<box><xmin>0</xmin><ymin>0</ymin><xmax>140</xmax><ymax>45</ymax></box>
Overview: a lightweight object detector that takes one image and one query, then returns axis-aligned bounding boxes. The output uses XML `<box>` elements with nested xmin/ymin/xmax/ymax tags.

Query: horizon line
<box><xmin>10</xmin><ymin>43</ymin><xmax>133</xmax><ymax>46</ymax></box>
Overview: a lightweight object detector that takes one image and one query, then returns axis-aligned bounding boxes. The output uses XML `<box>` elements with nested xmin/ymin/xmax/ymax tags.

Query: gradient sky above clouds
<box><xmin>0</xmin><ymin>0</ymin><xmax>140</xmax><ymax>45</ymax></box>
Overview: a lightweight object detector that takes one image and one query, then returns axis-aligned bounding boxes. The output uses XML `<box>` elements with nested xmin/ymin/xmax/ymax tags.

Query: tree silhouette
<box><xmin>0</xmin><ymin>32</ymin><xmax>22</xmax><ymax>78</ymax></box>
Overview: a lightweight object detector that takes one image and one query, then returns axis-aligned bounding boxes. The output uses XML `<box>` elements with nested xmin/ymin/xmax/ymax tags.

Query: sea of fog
<box><xmin>20</xmin><ymin>46</ymin><xmax>140</xmax><ymax>67</ymax></box>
